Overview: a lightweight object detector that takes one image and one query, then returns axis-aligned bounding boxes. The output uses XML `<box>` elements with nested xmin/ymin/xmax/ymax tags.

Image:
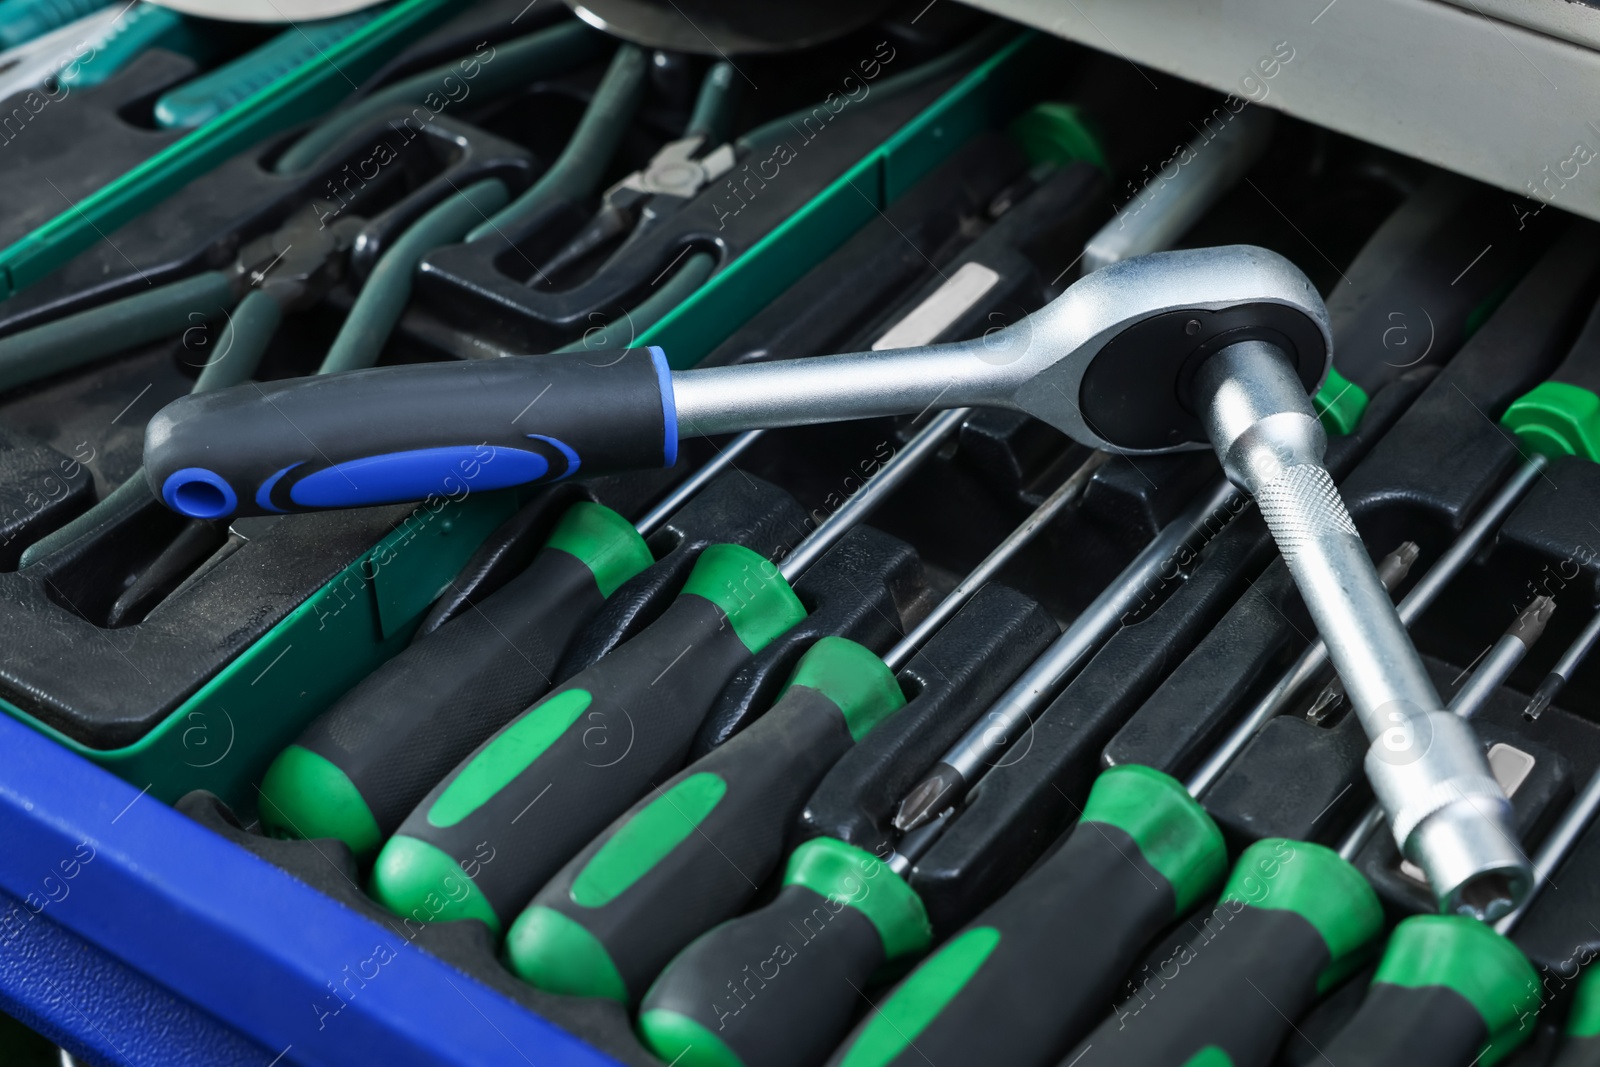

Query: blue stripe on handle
<box><xmin>526</xmin><ymin>434</ymin><xmax>580</xmax><ymax>478</ymax></box>
<box><xmin>649</xmin><ymin>346</ymin><xmax>678</xmax><ymax>467</ymax></box>
<box><xmin>288</xmin><ymin>446</ymin><xmax>550</xmax><ymax>508</ymax></box>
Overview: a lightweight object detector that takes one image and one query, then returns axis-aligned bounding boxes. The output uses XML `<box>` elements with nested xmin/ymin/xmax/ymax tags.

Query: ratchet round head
<box><xmin>989</xmin><ymin>245</ymin><xmax>1331</xmax><ymax>455</ymax></box>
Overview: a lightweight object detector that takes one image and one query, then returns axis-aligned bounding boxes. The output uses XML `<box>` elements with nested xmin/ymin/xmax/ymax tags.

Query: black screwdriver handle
<box><xmin>368</xmin><ymin>543</ymin><xmax>806</xmax><ymax>933</ymax></box>
<box><xmin>143</xmin><ymin>347</ymin><xmax>678</xmax><ymax>519</ymax></box>
<box><xmin>257</xmin><ymin>501</ymin><xmax>653</xmax><ymax>860</ymax></box>
<box><xmin>1556</xmin><ymin>965</ymin><xmax>1600</xmax><ymax>1067</ymax></box>
<box><xmin>505</xmin><ymin>637</ymin><xmax>906</xmax><ymax>1004</ymax></box>
<box><xmin>1320</xmin><ymin>915</ymin><xmax>1540</xmax><ymax>1067</ymax></box>
<box><xmin>1064</xmin><ymin>838</ymin><xmax>1383</xmax><ymax>1067</ymax></box>
<box><xmin>638</xmin><ymin>837</ymin><xmax>933</xmax><ymax>1067</ymax></box>
<box><xmin>824</xmin><ymin>765</ymin><xmax>1227</xmax><ymax>1067</ymax></box>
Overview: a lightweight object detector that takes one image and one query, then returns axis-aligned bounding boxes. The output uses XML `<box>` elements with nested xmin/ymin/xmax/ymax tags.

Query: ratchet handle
<box><xmin>144</xmin><ymin>348</ymin><xmax>678</xmax><ymax>519</ymax></box>
<box><xmin>1321</xmin><ymin>916</ymin><xmax>1540</xmax><ymax>1067</ymax></box>
<box><xmin>826</xmin><ymin>766</ymin><xmax>1226</xmax><ymax>1067</ymax></box>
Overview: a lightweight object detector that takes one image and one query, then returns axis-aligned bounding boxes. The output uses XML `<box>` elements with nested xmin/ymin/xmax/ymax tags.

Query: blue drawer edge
<box><xmin>0</xmin><ymin>712</ymin><xmax>624</xmax><ymax>1067</ymax></box>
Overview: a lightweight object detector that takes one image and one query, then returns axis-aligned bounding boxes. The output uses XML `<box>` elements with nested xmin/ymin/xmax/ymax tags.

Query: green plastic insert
<box><xmin>425</xmin><ymin>688</ymin><xmax>592</xmax><ymax>829</ymax></box>
<box><xmin>780</xmin><ymin>636</ymin><xmax>905</xmax><ymax>742</ymax></box>
<box><xmin>1220</xmin><ymin>838</ymin><xmax>1383</xmax><ymax>991</ymax></box>
<box><xmin>504</xmin><ymin>905</ymin><xmax>628</xmax><ymax>1001</ymax></box>
<box><xmin>567</xmin><ymin>772</ymin><xmax>727</xmax><ymax>907</ymax></box>
<box><xmin>782</xmin><ymin>837</ymin><xmax>931</xmax><ymax>963</ymax></box>
<box><xmin>1568</xmin><ymin>965</ymin><xmax>1600</xmax><ymax>1038</ymax></box>
<box><xmin>369</xmin><ymin>835</ymin><xmax>499</xmax><ymax>932</ymax></box>
<box><xmin>1182</xmin><ymin>1048</ymin><xmax>1235</xmax><ymax>1067</ymax></box>
<box><xmin>679</xmin><ymin>544</ymin><xmax>806</xmax><ymax>655</ymax></box>
<box><xmin>1081</xmin><ymin>765</ymin><xmax>1227</xmax><ymax>915</ymax></box>
<box><xmin>0</xmin><ymin>0</ymin><xmax>460</xmax><ymax>298</ymax></box>
<box><xmin>258</xmin><ymin>744</ymin><xmax>383</xmax><ymax>860</ymax></box>
<box><xmin>637</xmin><ymin>1008</ymin><xmax>747</xmax><ymax>1067</ymax></box>
<box><xmin>1314</xmin><ymin>365</ymin><xmax>1369</xmax><ymax>436</ymax></box>
<box><xmin>836</xmin><ymin>926</ymin><xmax>1001</xmax><ymax>1067</ymax></box>
<box><xmin>1502</xmin><ymin>381</ymin><xmax>1600</xmax><ymax>462</ymax></box>
<box><xmin>543</xmin><ymin>501</ymin><xmax>654</xmax><ymax>598</ymax></box>
<box><xmin>0</xmin><ymin>27</ymin><xmax>1068</xmax><ymax>814</ymax></box>
<box><xmin>1375</xmin><ymin>915</ymin><xmax>1539</xmax><ymax>1065</ymax></box>
<box><xmin>1007</xmin><ymin>101</ymin><xmax>1108</xmax><ymax>172</ymax></box>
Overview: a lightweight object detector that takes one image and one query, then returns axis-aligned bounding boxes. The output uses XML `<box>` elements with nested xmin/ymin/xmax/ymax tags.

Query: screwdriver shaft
<box><xmin>1525</xmin><ymin>603</ymin><xmax>1600</xmax><ymax>720</ymax></box>
<box><xmin>1187</xmin><ymin>452</ymin><xmax>1549</xmax><ymax>794</ymax></box>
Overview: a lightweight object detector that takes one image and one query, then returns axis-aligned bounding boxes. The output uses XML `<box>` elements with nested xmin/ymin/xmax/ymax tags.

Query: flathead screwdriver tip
<box><xmin>1523</xmin><ymin>674</ymin><xmax>1561</xmax><ymax>722</ymax></box>
<box><xmin>893</xmin><ymin>762</ymin><xmax>964</xmax><ymax>834</ymax></box>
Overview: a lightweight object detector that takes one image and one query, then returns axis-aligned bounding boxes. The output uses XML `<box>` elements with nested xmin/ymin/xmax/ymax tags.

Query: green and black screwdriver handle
<box><xmin>259</xmin><ymin>499</ymin><xmax>654</xmax><ymax>858</ymax></box>
<box><xmin>495</xmin><ymin>447</ymin><xmax>1106</xmax><ymax>1005</ymax></box>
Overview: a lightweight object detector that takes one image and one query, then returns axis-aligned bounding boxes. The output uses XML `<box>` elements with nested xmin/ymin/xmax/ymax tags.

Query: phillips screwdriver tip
<box><xmin>893</xmin><ymin>763</ymin><xmax>964</xmax><ymax>834</ymax></box>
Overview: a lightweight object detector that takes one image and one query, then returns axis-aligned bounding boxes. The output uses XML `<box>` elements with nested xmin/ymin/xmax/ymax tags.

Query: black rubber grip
<box><xmin>1557</xmin><ymin>1035</ymin><xmax>1600</xmax><ymax>1067</ymax></box>
<box><xmin>370</xmin><ymin>544</ymin><xmax>804</xmax><ymax>933</ymax></box>
<box><xmin>642</xmin><ymin>883</ymin><xmax>893</xmax><ymax>1067</ymax></box>
<box><xmin>1319</xmin><ymin>915</ymin><xmax>1539</xmax><ymax>1067</ymax></box>
<box><xmin>506</xmin><ymin>684</ymin><xmax>858</xmax><ymax>1003</ymax></box>
<box><xmin>258</xmin><ymin>502</ymin><xmax>653</xmax><ymax>861</ymax></box>
<box><xmin>143</xmin><ymin>347</ymin><xmax>677</xmax><ymax>519</ymax></box>
<box><xmin>1322</xmin><ymin>984</ymin><xmax>1488</xmax><ymax>1066</ymax></box>
<box><xmin>1066</xmin><ymin>903</ymin><xmax>1329</xmax><ymax>1066</ymax></box>
<box><xmin>824</xmin><ymin>764</ymin><xmax>1225</xmax><ymax>1067</ymax></box>
<box><xmin>1547</xmin><ymin>294</ymin><xmax>1600</xmax><ymax>394</ymax></box>
<box><xmin>1330</xmin><ymin>176</ymin><xmax>1552</xmax><ymax>397</ymax></box>
<box><xmin>830</xmin><ymin>826</ymin><xmax>1176</xmax><ymax>1066</ymax></box>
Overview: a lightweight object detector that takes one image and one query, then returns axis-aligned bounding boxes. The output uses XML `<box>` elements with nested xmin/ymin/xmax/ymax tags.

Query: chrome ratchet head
<box><xmin>986</xmin><ymin>244</ymin><xmax>1332</xmax><ymax>455</ymax></box>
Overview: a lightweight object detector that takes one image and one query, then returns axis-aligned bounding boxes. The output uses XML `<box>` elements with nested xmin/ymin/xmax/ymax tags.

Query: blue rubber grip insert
<box><xmin>255</xmin><ymin>465</ymin><xmax>296</xmax><ymax>514</ymax></box>
<box><xmin>650</xmin><ymin>346</ymin><xmax>678</xmax><ymax>467</ymax></box>
<box><xmin>526</xmin><ymin>434</ymin><xmax>581</xmax><ymax>478</ymax></box>
<box><xmin>287</xmin><ymin>445</ymin><xmax>551</xmax><ymax>508</ymax></box>
<box><xmin>162</xmin><ymin>467</ymin><xmax>238</xmax><ymax>519</ymax></box>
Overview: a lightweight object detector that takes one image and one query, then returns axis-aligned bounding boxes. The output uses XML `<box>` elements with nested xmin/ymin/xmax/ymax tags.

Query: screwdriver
<box><xmin>258</xmin><ymin>212</ymin><xmax>1051</xmax><ymax>860</ymax></box>
<box><xmin>1558</xmin><ymin>968</ymin><xmax>1600</xmax><ymax>1067</ymax></box>
<box><xmin>258</xmin><ymin>497</ymin><xmax>655</xmax><ymax>859</ymax></box>
<box><xmin>1524</xmin><ymin>603</ymin><xmax>1600</xmax><ymax>721</ymax></box>
<box><xmin>500</xmin><ymin>451</ymin><xmax>1107</xmax><ymax>1003</ymax></box>
<box><xmin>810</xmin><ymin>596</ymin><xmax>1479</xmax><ymax>1067</ymax></box>
<box><xmin>1318</xmin><ymin>753</ymin><xmax>1600</xmax><ymax>1066</ymax></box>
<box><xmin>0</xmin><ymin>0</ymin><xmax>107</xmax><ymax>49</ymax></box>
<box><xmin>636</xmin><ymin>138</ymin><xmax>1277</xmax><ymax>1062</ymax></box>
<box><xmin>773</xmin><ymin>541</ymin><xmax>1541</xmax><ymax>1064</ymax></box>
<box><xmin>1336</xmin><ymin>594</ymin><xmax>1555</xmax><ymax>863</ymax></box>
<box><xmin>365</xmin><ymin>397</ymin><xmax>978</xmax><ymax>932</ymax></box>
<box><xmin>896</xmin><ymin>168</ymin><xmax>1549</xmax><ymax>833</ymax></box>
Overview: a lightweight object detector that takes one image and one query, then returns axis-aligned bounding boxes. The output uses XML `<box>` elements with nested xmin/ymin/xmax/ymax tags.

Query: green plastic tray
<box><xmin>0</xmin><ymin>29</ymin><xmax>1060</xmax><ymax>811</ymax></box>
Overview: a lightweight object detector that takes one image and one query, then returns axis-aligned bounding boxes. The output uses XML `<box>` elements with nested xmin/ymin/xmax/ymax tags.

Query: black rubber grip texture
<box><xmin>1065</xmin><ymin>904</ymin><xmax>1330</xmax><ymax>1067</ymax></box>
<box><xmin>642</xmin><ymin>883</ymin><xmax>888</xmax><ymax>1067</ymax></box>
<box><xmin>393</xmin><ymin>592</ymin><xmax>758</xmax><ymax>927</ymax></box>
<box><xmin>1548</xmin><ymin>294</ymin><xmax>1600</xmax><ymax>394</ymax></box>
<box><xmin>143</xmin><ymin>348</ymin><xmax>673</xmax><ymax>517</ymax></box>
<box><xmin>1329</xmin><ymin>176</ymin><xmax>1554</xmax><ymax>395</ymax></box>
<box><xmin>1556</xmin><ymin>1034</ymin><xmax>1600</xmax><ymax>1067</ymax></box>
<box><xmin>827</xmin><ymin>822</ymin><xmax>1175</xmax><ymax>1067</ymax></box>
<box><xmin>296</xmin><ymin>542</ymin><xmax>606</xmax><ymax>837</ymax></box>
<box><xmin>1321</xmin><ymin>983</ymin><xmax>1489</xmax><ymax>1067</ymax></box>
<box><xmin>528</xmin><ymin>685</ymin><xmax>856</xmax><ymax>1002</ymax></box>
